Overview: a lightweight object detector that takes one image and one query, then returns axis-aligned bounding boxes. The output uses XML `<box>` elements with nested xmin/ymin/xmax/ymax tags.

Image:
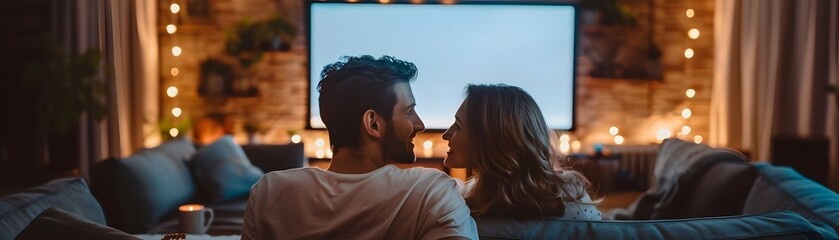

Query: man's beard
<box><xmin>382</xmin><ymin>122</ymin><xmax>416</xmax><ymax>164</ymax></box>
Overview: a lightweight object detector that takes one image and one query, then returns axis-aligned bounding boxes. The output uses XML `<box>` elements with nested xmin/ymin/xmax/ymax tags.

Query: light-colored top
<box><xmin>242</xmin><ymin>165</ymin><xmax>478</xmax><ymax>240</ymax></box>
<box><xmin>460</xmin><ymin>170</ymin><xmax>602</xmax><ymax>221</ymax></box>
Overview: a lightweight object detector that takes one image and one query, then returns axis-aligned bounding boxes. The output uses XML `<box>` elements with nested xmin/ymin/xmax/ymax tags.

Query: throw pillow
<box><xmin>15</xmin><ymin>207</ymin><xmax>139</xmax><ymax>240</ymax></box>
<box><xmin>192</xmin><ymin>135</ymin><xmax>264</xmax><ymax>203</ymax></box>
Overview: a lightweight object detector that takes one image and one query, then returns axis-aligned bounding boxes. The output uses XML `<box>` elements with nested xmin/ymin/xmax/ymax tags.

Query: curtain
<box><xmin>62</xmin><ymin>0</ymin><xmax>158</xmax><ymax>180</ymax></box>
<box><xmin>711</xmin><ymin>0</ymin><xmax>838</xmax><ymax>188</ymax></box>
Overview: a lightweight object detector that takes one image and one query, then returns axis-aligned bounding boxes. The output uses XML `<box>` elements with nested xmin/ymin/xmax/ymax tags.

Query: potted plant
<box><xmin>262</xmin><ymin>15</ymin><xmax>297</xmax><ymax>52</ymax></box>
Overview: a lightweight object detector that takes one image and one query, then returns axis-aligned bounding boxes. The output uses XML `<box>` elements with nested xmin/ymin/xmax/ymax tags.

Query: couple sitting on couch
<box><xmin>242</xmin><ymin>55</ymin><xmax>600</xmax><ymax>239</ymax></box>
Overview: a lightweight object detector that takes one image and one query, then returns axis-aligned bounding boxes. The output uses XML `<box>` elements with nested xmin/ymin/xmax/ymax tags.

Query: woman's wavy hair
<box><xmin>463</xmin><ymin>84</ymin><xmax>592</xmax><ymax>219</ymax></box>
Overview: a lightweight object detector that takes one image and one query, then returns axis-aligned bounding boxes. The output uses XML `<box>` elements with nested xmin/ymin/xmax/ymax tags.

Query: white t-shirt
<box><xmin>242</xmin><ymin>165</ymin><xmax>478</xmax><ymax>240</ymax></box>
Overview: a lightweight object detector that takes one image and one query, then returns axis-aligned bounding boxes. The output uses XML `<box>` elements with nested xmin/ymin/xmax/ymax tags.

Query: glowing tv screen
<box><xmin>308</xmin><ymin>1</ymin><xmax>577</xmax><ymax>131</ymax></box>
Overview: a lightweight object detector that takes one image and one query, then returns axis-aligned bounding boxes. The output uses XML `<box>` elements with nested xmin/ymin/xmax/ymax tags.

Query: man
<box><xmin>242</xmin><ymin>55</ymin><xmax>477</xmax><ymax>239</ymax></box>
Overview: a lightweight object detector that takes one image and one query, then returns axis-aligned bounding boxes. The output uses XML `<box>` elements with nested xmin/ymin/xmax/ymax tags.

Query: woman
<box><xmin>442</xmin><ymin>84</ymin><xmax>600</xmax><ymax>220</ymax></box>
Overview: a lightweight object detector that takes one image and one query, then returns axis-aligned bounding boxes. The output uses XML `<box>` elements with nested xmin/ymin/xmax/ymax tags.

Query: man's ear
<box><xmin>362</xmin><ymin>109</ymin><xmax>383</xmax><ymax>138</ymax></box>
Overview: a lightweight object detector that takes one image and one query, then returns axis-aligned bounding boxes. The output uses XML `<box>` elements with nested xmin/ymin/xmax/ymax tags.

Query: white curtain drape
<box><xmin>712</xmin><ymin>0</ymin><xmax>838</xmax><ymax>188</ymax></box>
<box><xmin>65</xmin><ymin>0</ymin><xmax>158</xmax><ymax>180</ymax></box>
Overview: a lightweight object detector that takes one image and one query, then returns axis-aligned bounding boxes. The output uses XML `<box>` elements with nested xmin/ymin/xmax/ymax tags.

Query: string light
<box><xmin>694</xmin><ymin>135</ymin><xmax>703</xmax><ymax>144</ymax></box>
<box><xmin>681</xmin><ymin>125</ymin><xmax>691</xmax><ymax>135</ymax></box>
<box><xmin>688</xmin><ymin>28</ymin><xmax>700</xmax><ymax>39</ymax></box>
<box><xmin>686</xmin><ymin>9</ymin><xmax>695</xmax><ymax>18</ymax></box>
<box><xmin>609</xmin><ymin>126</ymin><xmax>619</xmax><ymax>136</ymax></box>
<box><xmin>171</xmin><ymin>107</ymin><xmax>182</xmax><ymax>117</ymax></box>
<box><xmin>681</xmin><ymin>108</ymin><xmax>692</xmax><ymax>119</ymax></box>
<box><xmin>170</xmin><ymin>67</ymin><xmax>179</xmax><ymax>76</ymax></box>
<box><xmin>166</xmin><ymin>24</ymin><xmax>177</xmax><ymax>34</ymax></box>
<box><xmin>656</xmin><ymin>129</ymin><xmax>672</xmax><ymax>141</ymax></box>
<box><xmin>172</xmin><ymin>46</ymin><xmax>182</xmax><ymax>56</ymax></box>
<box><xmin>559</xmin><ymin>134</ymin><xmax>570</xmax><ymax>143</ymax></box>
<box><xmin>170</xmin><ymin>3</ymin><xmax>180</xmax><ymax>14</ymax></box>
<box><xmin>169</xmin><ymin>128</ymin><xmax>179</xmax><ymax>137</ymax></box>
<box><xmin>423</xmin><ymin>140</ymin><xmax>433</xmax><ymax>150</ymax></box>
<box><xmin>614</xmin><ymin>135</ymin><xmax>625</xmax><ymax>145</ymax></box>
<box><xmin>686</xmin><ymin>89</ymin><xmax>696</xmax><ymax>98</ymax></box>
<box><xmin>291</xmin><ymin>134</ymin><xmax>302</xmax><ymax>143</ymax></box>
<box><xmin>684</xmin><ymin>48</ymin><xmax>694</xmax><ymax>59</ymax></box>
<box><xmin>315</xmin><ymin>138</ymin><xmax>325</xmax><ymax>148</ymax></box>
<box><xmin>166</xmin><ymin>86</ymin><xmax>179</xmax><ymax>98</ymax></box>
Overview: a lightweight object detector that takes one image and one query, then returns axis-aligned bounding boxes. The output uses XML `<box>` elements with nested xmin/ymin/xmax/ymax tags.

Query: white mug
<box><xmin>178</xmin><ymin>204</ymin><xmax>214</xmax><ymax>234</ymax></box>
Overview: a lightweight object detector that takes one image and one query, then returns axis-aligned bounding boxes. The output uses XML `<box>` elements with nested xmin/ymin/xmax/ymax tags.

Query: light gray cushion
<box><xmin>192</xmin><ymin>135</ymin><xmax>264</xmax><ymax>203</ymax></box>
<box><xmin>0</xmin><ymin>177</ymin><xmax>105</xmax><ymax>239</ymax></box>
<box><xmin>15</xmin><ymin>207</ymin><xmax>138</xmax><ymax>240</ymax></box>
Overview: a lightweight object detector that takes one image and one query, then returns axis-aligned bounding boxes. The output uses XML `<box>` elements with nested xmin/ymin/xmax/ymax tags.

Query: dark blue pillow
<box><xmin>192</xmin><ymin>135</ymin><xmax>264</xmax><ymax>203</ymax></box>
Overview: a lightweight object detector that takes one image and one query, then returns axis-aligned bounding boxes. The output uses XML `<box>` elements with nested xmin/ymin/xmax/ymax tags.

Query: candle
<box><xmin>179</xmin><ymin>204</ymin><xmax>204</xmax><ymax>212</ymax></box>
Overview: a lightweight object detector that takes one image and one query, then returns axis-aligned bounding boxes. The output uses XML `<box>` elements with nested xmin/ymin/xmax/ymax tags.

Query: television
<box><xmin>307</xmin><ymin>1</ymin><xmax>578</xmax><ymax>131</ymax></box>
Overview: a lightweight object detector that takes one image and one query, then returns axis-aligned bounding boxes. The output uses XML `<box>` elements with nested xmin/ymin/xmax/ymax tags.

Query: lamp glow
<box><xmin>166</xmin><ymin>24</ymin><xmax>177</xmax><ymax>34</ymax></box>
<box><xmin>170</xmin><ymin>67</ymin><xmax>179</xmax><ymax>76</ymax></box>
<box><xmin>681</xmin><ymin>108</ymin><xmax>692</xmax><ymax>119</ymax></box>
<box><xmin>166</xmin><ymin>86</ymin><xmax>179</xmax><ymax>98</ymax></box>
<box><xmin>684</xmin><ymin>48</ymin><xmax>695</xmax><ymax>59</ymax></box>
<box><xmin>656</xmin><ymin>128</ymin><xmax>672</xmax><ymax>141</ymax></box>
<box><xmin>559</xmin><ymin>142</ymin><xmax>570</xmax><ymax>153</ymax></box>
<box><xmin>609</xmin><ymin>126</ymin><xmax>619</xmax><ymax>136</ymax></box>
<box><xmin>614</xmin><ymin>135</ymin><xmax>625</xmax><ymax>145</ymax></box>
<box><xmin>291</xmin><ymin>134</ymin><xmax>301</xmax><ymax>143</ymax></box>
<box><xmin>169</xmin><ymin>128</ymin><xmax>179</xmax><ymax>137</ymax></box>
<box><xmin>686</xmin><ymin>9</ymin><xmax>695</xmax><ymax>18</ymax></box>
<box><xmin>172</xmin><ymin>46</ymin><xmax>182</xmax><ymax>57</ymax></box>
<box><xmin>170</xmin><ymin>3</ymin><xmax>180</xmax><ymax>14</ymax></box>
<box><xmin>315</xmin><ymin>138</ymin><xmax>325</xmax><ymax>148</ymax></box>
<box><xmin>688</xmin><ymin>28</ymin><xmax>700</xmax><ymax>39</ymax></box>
<box><xmin>681</xmin><ymin>125</ymin><xmax>691</xmax><ymax>134</ymax></box>
<box><xmin>559</xmin><ymin>134</ymin><xmax>570</xmax><ymax>143</ymax></box>
<box><xmin>694</xmin><ymin>135</ymin><xmax>703</xmax><ymax>144</ymax></box>
<box><xmin>171</xmin><ymin>107</ymin><xmax>182</xmax><ymax>117</ymax></box>
<box><xmin>686</xmin><ymin>89</ymin><xmax>696</xmax><ymax>98</ymax></box>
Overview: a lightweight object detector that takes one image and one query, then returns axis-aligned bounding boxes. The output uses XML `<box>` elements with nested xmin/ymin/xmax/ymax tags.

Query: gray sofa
<box><xmin>0</xmin><ymin>136</ymin><xmax>305</xmax><ymax>238</ymax></box>
<box><xmin>3</xmin><ymin>138</ymin><xmax>838</xmax><ymax>239</ymax></box>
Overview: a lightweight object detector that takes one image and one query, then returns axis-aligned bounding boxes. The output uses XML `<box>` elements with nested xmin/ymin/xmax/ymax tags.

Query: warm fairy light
<box><xmin>170</xmin><ymin>67</ymin><xmax>180</xmax><ymax>76</ymax></box>
<box><xmin>171</xmin><ymin>107</ymin><xmax>182</xmax><ymax>117</ymax></box>
<box><xmin>686</xmin><ymin>89</ymin><xmax>696</xmax><ymax>98</ymax></box>
<box><xmin>315</xmin><ymin>138</ymin><xmax>325</xmax><ymax>148</ymax></box>
<box><xmin>166</xmin><ymin>86</ymin><xmax>179</xmax><ymax>98</ymax></box>
<box><xmin>559</xmin><ymin>142</ymin><xmax>570</xmax><ymax>153</ymax></box>
<box><xmin>347</xmin><ymin>0</ymin><xmax>358</xmax><ymax>2</ymax></box>
<box><xmin>172</xmin><ymin>46</ymin><xmax>182</xmax><ymax>57</ymax></box>
<box><xmin>423</xmin><ymin>140</ymin><xmax>433</xmax><ymax>150</ymax></box>
<box><xmin>166</xmin><ymin>24</ymin><xmax>177</xmax><ymax>34</ymax></box>
<box><xmin>559</xmin><ymin>134</ymin><xmax>570</xmax><ymax>142</ymax></box>
<box><xmin>169</xmin><ymin>128</ymin><xmax>179</xmax><ymax>137</ymax></box>
<box><xmin>681</xmin><ymin>108</ymin><xmax>693</xmax><ymax>119</ymax></box>
<box><xmin>291</xmin><ymin>134</ymin><xmax>301</xmax><ymax>143</ymax></box>
<box><xmin>609</xmin><ymin>126</ymin><xmax>619</xmax><ymax>136</ymax></box>
<box><xmin>614</xmin><ymin>135</ymin><xmax>625</xmax><ymax>145</ymax></box>
<box><xmin>694</xmin><ymin>135</ymin><xmax>703</xmax><ymax>144</ymax></box>
<box><xmin>688</xmin><ymin>28</ymin><xmax>700</xmax><ymax>39</ymax></box>
<box><xmin>378</xmin><ymin>0</ymin><xmax>391</xmax><ymax>3</ymax></box>
<box><xmin>170</xmin><ymin>3</ymin><xmax>181</xmax><ymax>14</ymax></box>
<box><xmin>686</xmin><ymin>9</ymin><xmax>695</xmax><ymax>18</ymax></box>
<box><xmin>656</xmin><ymin>129</ymin><xmax>672</xmax><ymax>141</ymax></box>
<box><xmin>684</xmin><ymin>48</ymin><xmax>695</xmax><ymax>59</ymax></box>
<box><xmin>315</xmin><ymin>149</ymin><xmax>325</xmax><ymax>158</ymax></box>
<box><xmin>571</xmin><ymin>140</ymin><xmax>581</xmax><ymax>152</ymax></box>
<box><xmin>681</xmin><ymin>125</ymin><xmax>692</xmax><ymax>135</ymax></box>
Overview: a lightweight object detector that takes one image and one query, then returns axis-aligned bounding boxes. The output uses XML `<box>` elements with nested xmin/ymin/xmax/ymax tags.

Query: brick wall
<box><xmin>158</xmin><ymin>0</ymin><xmax>713</xmax><ymax>157</ymax></box>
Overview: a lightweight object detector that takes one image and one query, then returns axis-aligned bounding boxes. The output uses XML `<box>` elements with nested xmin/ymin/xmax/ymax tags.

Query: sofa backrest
<box><xmin>241</xmin><ymin>143</ymin><xmax>305</xmax><ymax>173</ymax></box>
<box><xmin>476</xmin><ymin>211</ymin><xmax>826</xmax><ymax>240</ymax></box>
<box><xmin>0</xmin><ymin>177</ymin><xmax>105</xmax><ymax>240</ymax></box>
<box><xmin>744</xmin><ymin>164</ymin><xmax>839</xmax><ymax>238</ymax></box>
<box><xmin>90</xmin><ymin>137</ymin><xmax>197</xmax><ymax>234</ymax></box>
